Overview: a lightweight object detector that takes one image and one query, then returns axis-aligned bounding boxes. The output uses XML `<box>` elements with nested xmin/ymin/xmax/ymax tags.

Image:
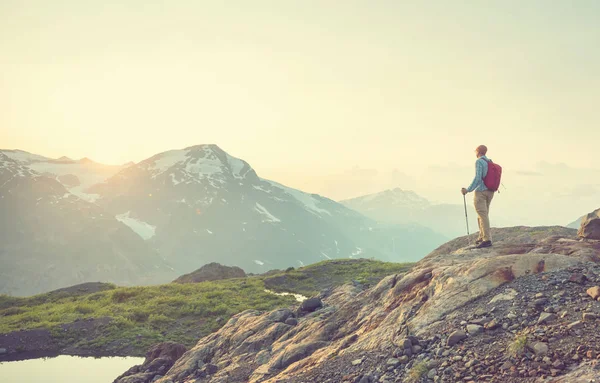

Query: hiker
<box><xmin>461</xmin><ymin>145</ymin><xmax>501</xmax><ymax>248</ymax></box>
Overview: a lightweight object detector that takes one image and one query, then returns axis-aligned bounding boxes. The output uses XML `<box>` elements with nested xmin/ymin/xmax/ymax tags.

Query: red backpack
<box><xmin>483</xmin><ymin>159</ymin><xmax>502</xmax><ymax>192</ymax></box>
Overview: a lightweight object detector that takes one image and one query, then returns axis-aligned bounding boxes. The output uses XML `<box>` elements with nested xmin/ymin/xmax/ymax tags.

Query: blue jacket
<box><xmin>467</xmin><ymin>156</ymin><xmax>490</xmax><ymax>192</ymax></box>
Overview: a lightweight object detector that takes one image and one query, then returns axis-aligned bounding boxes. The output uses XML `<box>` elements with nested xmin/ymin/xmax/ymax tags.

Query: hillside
<box><xmin>0</xmin><ymin>259</ymin><xmax>410</xmax><ymax>358</ymax></box>
<box><xmin>114</xmin><ymin>226</ymin><xmax>600</xmax><ymax>383</ymax></box>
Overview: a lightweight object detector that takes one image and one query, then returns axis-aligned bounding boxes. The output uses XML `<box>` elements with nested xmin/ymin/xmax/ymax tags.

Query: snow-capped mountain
<box><xmin>89</xmin><ymin>145</ymin><xmax>444</xmax><ymax>273</ymax></box>
<box><xmin>0</xmin><ymin>152</ymin><xmax>175</xmax><ymax>296</ymax></box>
<box><xmin>341</xmin><ymin>188</ymin><xmax>479</xmax><ymax>239</ymax></box>
<box><xmin>0</xmin><ymin>149</ymin><xmax>127</xmax><ymax>202</ymax></box>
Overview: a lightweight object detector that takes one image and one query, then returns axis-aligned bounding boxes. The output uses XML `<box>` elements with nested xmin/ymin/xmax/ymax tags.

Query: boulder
<box><xmin>531</xmin><ymin>342</ymin><xmax>549</xmax><ymax>356</ymax></box>
<box><xmin>300</xmin><ymin>297</ymin><xmax>323</xmax><ymax>313</ymax></box>
<box><xmin>113</xmin><ymin>342</ymin><xmax>187</xmax><ymax>383</ymax></box>
<box><xmin>466</xmin><ymin>324</ymin><xmax>483</xmax><ymax>335</ymax></box>
<box><xmin>447</xmin><ymin>330</ymin><xmax>467</xmax><ymax>346</ymax></box>
<box><xmin>578</xmin><ymin>208</ymin><xmax>600</xmax><ymax>240</ymax></box>
<box><xmin>538</xmin><ymin>312</ymin><xmax>557</xmax><ymax>325</ymax></box>
<box><xmin>586</xmin><ymin>286</ymin><xmax>600</xmax><ymax>300</ymax></box>
<box><xmin>173</xmin><ymin>262</ymin><xmax>246</xmax><ymax>283</ymax></box>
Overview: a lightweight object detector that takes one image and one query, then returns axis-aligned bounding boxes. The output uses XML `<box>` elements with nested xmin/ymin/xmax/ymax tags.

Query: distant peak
<box><xmin>78</xmin><ymin>157</ymin><xmax>96</xmax><ymax>165</ymax></box>
<box><xmin>140</xmin><ymin>144</ymin><xmax>255</xmax><ymax>183</ymax></box>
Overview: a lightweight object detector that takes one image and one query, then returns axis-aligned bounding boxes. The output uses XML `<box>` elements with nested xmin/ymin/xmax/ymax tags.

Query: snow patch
<box><xmin>254</xmin><ymin>260</ymin><xmax>265</xmax><ymax>266</ymax></box>
<box><xmin>149</xmin><ymin>150</ymin><xmax>190</xmax><ymax>173</ymax></box>
<box><xmin>206</xmin><ymin>229</ymin><xmax>213</xmax><ymax>234</ymax></box>
<box><xmin>263</xmin><ymin>179</ymin><xmax>331</xmax><ymax>217</ymax></box>
<box><xmin>254</xmin><ymin>202</ymin><xmax>281</xmax><ymax>223</ymax></box>
<box><xmin>321</xmin><ymin>251</ymin><xmax>332</xmax><ymax>260</ymax></box>
<box><xmin>116</xmin><ymin>211</ymin><xmax>156</xmax><ymax>240</ymax></box>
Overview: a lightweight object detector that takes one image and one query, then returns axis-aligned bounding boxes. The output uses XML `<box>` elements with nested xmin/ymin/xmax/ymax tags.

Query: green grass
<box><xmin>0</xmin><ymin>259</ymin><xmax>414</xmax><ymax>355</ymax></box>
<box><xmin>0</xmin><ymin>278</ymin><xmax>295</xmax><ymax>354</ymax></box>
<box><xmin>406</xmin><ymin>360</ymin><xmax>429</xmax><ymax>383</ymax></box>
<box><xmin>262</xmin><ymin>258</ymin><xmax>413</xmax><ymax>297</ymax></box>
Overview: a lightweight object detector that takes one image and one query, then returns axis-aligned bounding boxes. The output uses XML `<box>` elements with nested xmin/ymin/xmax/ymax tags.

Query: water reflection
<box><xmin>0</xmin><ymin>354</ymin><xmax>144</xmax><ymax>383</ymax></box>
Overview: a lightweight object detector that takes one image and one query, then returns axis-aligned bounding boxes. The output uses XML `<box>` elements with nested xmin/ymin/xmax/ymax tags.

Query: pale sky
<box><xmin>2</xmin><ymin>1</ymin><xmax>599</xmax><ymax>224</ymax></box>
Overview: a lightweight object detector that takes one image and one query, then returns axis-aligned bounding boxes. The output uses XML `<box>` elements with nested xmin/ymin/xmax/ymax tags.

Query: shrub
<box><xmin>75</xmin><ymin>303</ymin><xmax>95</xmax><ymax>315</ymax></box>
<box><xmin>127</xmin><ymin>309</ymin><xmax>150</xmax><ymax>323</ymax></box>
<box><xmin>0</xmin><ymin>307</ymin><xmax>25</xmax><ymax>316</ymax></box>
<box><xmin>148</xmin><ymin>314</ymin><xmax>172</xmax><ymax>329</ymax></box>
<box><xmin>508</xmin><ymin>334</ymin><xmax>527</xmax><ymax>357</ymax></box>
<box><xmin>406</xmin><ymin>360</ymin><xmax>429</xmax><ymax>383</ymax></box>
<box><xmin>111</xmin><ymin>290</ymin><xmax>138</xmax><ymax>303</ymax></box>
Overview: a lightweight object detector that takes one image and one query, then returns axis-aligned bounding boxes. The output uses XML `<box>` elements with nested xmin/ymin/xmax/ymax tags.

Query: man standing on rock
<box><xmin>462</xmin><ymin>145</ymin><xmax>496</xmax><ymax>248</ymax></box>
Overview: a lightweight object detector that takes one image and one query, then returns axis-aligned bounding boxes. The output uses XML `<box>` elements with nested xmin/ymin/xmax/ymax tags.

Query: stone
<box><xmin>0</xmin><ymin>348</ymin><xmax>6</xmax><ymax>354</ymax></box>
<box><xmin>408</xmin><ymin>336</ymin><xmax>420</xmax><ymax>346</ymax></box>
<box><xmin>447</xmin><ymin>330</ymin><xmax>467</xmax><ymax>346</ymax></box>
<box><xmin>285</xmin><ymin>318</ymin><xmax>298</xmax><ymax>326</ymax></box>
<box><xmin>568</xmin><ymin>321</ymin><xmax>584</xmax><ymax>330</ymax></box>
<box><xmin>552</xmin><ymin>360</ymin><xmax>565</xmax><ymax>370</ymax></box>
<box><xmin>399</xmin><ymin>338</ymin><xmax>412</xmax><ymax>349</ymax></box>
<box><xmin>359</xmin><ymin>374</ymin><xmax>374</xmax><ymax>383</ymax></box>
<box><xmin>537</xmin><ymin>312</ymin><xmax>556</xmax><ymax>325</ymax></box>
<box><xmin>466</xmin><ymin>324</ymin><xmax>483</xmax><ymax>335</ymax></box>
<box><xmin>484</xmin><ymin>319</ymin><xmax>499</xmax><ymax>330</ymax></box>
<box><xmin>352</xmin><ymin>359</ymin><xmax>363</xmax><ymax>366</ymax></box>
<box><xmin>578</xmin><ymin>208</ymin><xmax>600</xmax><ymax>240</ymax></box>
<box><xmin>398</xmin><ymin>355</ymin><xmax>409</xmax><ymax>363</ymax></box>
<box><xmin>412</xmin><ymin>345</ymin><xmax>422</xmax><ymax>354</ymax></box>
<box><xmin>267</xmin><ymin>309</ymin><xmax>293</xmax><ymax>323</ymax></box>
<box><xmin>583</xmin><ymin>312</ymin><xmax>598</xmax><ymax>321</ymax></box>
<box><xmin>386</xmin><ymin>358</ymin><xmax>400</xmax><ymax>367</ymax></box>
<box><xmin>300</xmin><ymin>298</ymin><xmax>323</xmax><ymax>313</ymax></box>
<box><xmin>534</xmin><ymin>298</ymin><xmax>549</xmax><ymax>307</ymax></box>
<box><xmin>427</xmin><ymin>369</ymin><xmax>437</xmax><ymax>379</ymax></box>
<box><xmin>587</xmin><ymin>286</ymin><xmax>600</xmax><ymax>300</ymax></box>
<box><xmin>569</xmin><ymin>273</ymin><xmax>587</xmax><ymax>284</ymax></box>
<box><xmin>204</xmin><ymin>364</ymin><xmax>218</xmax><ymax>375</ymax></box>
<box><xmin>531</xmin><ymin>342</ymin><xmax>549</xmax><ymax>356</ymax></box>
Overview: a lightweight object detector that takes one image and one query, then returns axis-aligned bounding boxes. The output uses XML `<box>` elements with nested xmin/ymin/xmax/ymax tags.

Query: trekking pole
<box><xmin>463</xmin><ymin>194</ymin><xmax>470</xmax><ymax>236</ymax></box>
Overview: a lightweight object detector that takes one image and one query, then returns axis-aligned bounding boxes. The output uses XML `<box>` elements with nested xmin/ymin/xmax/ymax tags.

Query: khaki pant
<box><xmin>474</xmin><ymin>190</ymin><xmax>494</xmax><ymax>242</ymax></box>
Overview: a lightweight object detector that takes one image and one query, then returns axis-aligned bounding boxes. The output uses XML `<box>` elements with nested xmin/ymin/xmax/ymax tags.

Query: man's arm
<box><xmin>466</xmin><ymin>159</ymin><xmax>485</xmax><ymax>193</ymax></box>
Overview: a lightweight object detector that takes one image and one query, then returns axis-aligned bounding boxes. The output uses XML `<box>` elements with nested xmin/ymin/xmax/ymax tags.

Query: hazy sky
<box><xmin>2</xmin><ymin>1</ymin><xmax>599</xmax><ymax>222</ymax></box>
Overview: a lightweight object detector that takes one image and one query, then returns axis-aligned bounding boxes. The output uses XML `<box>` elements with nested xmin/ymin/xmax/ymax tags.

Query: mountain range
<box><xmin>341</xmin><ymin>188</ymin><xmax>479</xmax><ymax>239</ymax></box>
<box><xmin>0</xmin><ymin>145</ymin><xmax>445</xmax><ymax>295</ymax></box>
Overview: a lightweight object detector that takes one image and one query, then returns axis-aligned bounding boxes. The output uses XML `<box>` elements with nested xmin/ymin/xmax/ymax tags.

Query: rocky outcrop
<box><xmin>173</xmin><ymin>263</ymin><xmax>246</xmax><ymax>284</ymax></box>
<box><xmin>128</xmin><ymin>227</ymin><xmax>600</xmax><ymax>383</ymax></box>
<box><xmin>113</xmin><ymin>342</ymin><xmax>187</xmax><ymax>383</ymax></box>
<box><xmin>578</xmin><ymin>208</ymin><xmax>600</xmax><ymax>240</ymax></box>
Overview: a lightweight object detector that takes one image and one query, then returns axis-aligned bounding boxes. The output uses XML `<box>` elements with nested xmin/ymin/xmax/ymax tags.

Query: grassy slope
<box><xmin>0</xmin><ymin>259</ymin><xmax>413</xmax><ymax>356</ymax></box>
<box><xmin>263</xmin><ymin>258</ymin><xmax>413</xmax><ymax>297</ymax></box>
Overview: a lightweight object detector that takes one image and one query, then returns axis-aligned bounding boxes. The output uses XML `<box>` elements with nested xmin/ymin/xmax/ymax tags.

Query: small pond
<box><xmin>0</xmin><ymin>354</ymin><xmax>144</xmax><ymax>383</ymax></box>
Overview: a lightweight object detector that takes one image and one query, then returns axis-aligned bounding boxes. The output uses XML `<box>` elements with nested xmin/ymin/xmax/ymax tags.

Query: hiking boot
<box><xmin>475</xmin><ymin>239</ymin><xmax>483</xmax><ymax>245</ymax></box>
<box><xmin>475</xmin><ymin>240</ymin><xmax>492</xmax><ymax>249</ymax></box>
